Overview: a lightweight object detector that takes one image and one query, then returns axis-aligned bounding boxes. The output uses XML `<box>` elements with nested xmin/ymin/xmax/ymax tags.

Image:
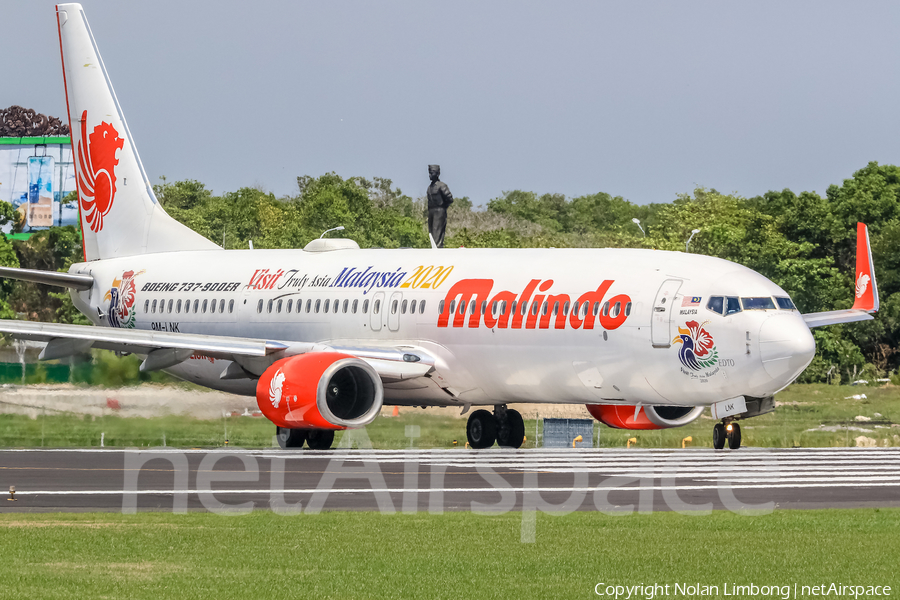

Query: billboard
<box><xmin>0</xmin><ymin>137</ymin><xmax>78</xmax><ymax>231</ymax></box>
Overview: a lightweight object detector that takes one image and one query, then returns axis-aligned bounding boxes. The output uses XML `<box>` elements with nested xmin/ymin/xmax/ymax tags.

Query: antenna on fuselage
<box><xmin>320</xmin><ymin>226</ymin><xmax>345</xmax><ymax>238</ymax></box>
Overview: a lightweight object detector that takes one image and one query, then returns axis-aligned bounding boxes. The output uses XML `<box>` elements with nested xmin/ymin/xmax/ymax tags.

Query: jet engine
<box><xmin>586</xmin><ymin>404</ymin><xmax>704</xmax><ymax>430</ymax></box>
<box><xmin>256</xmin><ymin>353</ymin><xmax>383</xmax><ymax>430</ymax></box>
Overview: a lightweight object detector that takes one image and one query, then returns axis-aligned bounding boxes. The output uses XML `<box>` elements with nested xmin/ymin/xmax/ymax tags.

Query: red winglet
<box><xmin>851</xmin><ymin>222</ymin><xmax>879</xmax><ymax>312</ymax></box>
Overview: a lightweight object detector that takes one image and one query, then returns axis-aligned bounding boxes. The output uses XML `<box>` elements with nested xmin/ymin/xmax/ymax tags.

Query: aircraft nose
<box><xmin>758</xmin><ymin>314</ymin><xmax>816</xmax><ymax>384</ymax></box>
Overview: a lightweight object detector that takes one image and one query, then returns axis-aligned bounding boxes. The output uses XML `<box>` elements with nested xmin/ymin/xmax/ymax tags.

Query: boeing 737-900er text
<box><xmin>0</xmin><ymin>4</ymin><xmax>880</xmax><ymax>450</ymax></box>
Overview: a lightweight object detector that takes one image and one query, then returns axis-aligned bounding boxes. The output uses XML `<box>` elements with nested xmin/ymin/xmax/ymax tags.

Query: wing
<box><xmin>803</xmin><ymin>309</ymin><xmax>873</xmax><ymax>328</ymax></box>
<box><xmin>0</xmin><ymin>319</ymin><xmax>433</xmax><ymax>380</ymax></box>
<box><xmin>802</xmin><ymin>222</ymin><xmax>879</xmax><ymax>329</ymax></box>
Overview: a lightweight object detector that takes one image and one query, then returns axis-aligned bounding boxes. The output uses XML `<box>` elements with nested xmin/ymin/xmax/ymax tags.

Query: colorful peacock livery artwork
<box><xmin>103</xmin><ymin>269</ymin><xmax>145</xmax><ymax>329</ymax></box>
<box><xmin>673</xmin><ymin>320</ymin><xmax>718</xmax><ymax>371</ymax></box>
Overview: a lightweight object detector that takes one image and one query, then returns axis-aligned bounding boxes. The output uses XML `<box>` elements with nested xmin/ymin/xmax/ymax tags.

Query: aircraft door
<box><xmin>387</xmin><ymin>292</ymin><xmax>402</xmax><ymax>331</ymax></box>
<box><xmin>370</xmin><ymin>292</ymin><xmax>384</xmax><ymax>332</ymax></box>
<box><xmin>651</xmin><ymin>279</ymin><xmax>683</xmax><ymax>347</ymax></box>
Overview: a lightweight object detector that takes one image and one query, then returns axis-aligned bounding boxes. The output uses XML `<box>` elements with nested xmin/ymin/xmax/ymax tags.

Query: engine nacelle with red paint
<box><xmin>587</xmin><ymin>404</ymin><xmax>705</xmax><ymax>430</ymax></box>
<box><xmin>256</xmin><ymin>353</ymin><xmax>383</xmax><ymax>430</ymax></box>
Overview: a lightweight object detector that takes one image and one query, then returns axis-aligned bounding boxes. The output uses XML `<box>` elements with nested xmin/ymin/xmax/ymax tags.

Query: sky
<box><xmin>4</xmin><ymin>1</ymin><xmax>900</xmax><ymax>206</ymax></box>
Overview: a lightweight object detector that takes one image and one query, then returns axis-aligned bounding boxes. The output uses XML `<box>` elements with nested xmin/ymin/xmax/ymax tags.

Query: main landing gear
<box><xmin>276</xmin><ymin>427</ymin><xmax>335</xmax><ymax>450</ymax></box>
<box><xmin>712</xmin><ymin>421</ymin><xmax>741</xmax><ymax>450</ymax></box>
<box><xmin>466</xmin><ymin>405</ymin><xmax>525</xmax><ymax>449</ymax></box>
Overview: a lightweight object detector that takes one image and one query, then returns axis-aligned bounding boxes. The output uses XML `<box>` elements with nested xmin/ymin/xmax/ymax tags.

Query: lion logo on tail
<box><xmin>856</xmin><ymin>272</ymin><xmax>870</xmax><ymax>299</ymax></box>
<box><xmin>76</xmin><ymin>110</ymin><xmax>124</xmax><ymax>233</ymax></box>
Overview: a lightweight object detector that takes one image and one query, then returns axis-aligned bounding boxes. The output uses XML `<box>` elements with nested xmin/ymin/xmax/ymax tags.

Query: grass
<box><xmin>0</xmin><ymin>509</ymin><xmax>897</xmax><ymax>599</ymax></box>
<box><xmin>0</xmin><ymin>383</ymin><xmax>898</xmax><ymax>449</ymax></box>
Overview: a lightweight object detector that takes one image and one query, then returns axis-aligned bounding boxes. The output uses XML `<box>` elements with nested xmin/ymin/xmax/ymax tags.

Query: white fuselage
<box><xmin>68</xmin><ymin>246</ymin><xmax>815</xmax><ymax>408</ymax></box>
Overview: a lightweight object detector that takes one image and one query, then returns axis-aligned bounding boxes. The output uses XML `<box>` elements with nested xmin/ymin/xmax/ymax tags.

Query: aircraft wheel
<box><xmin>712</xmin><ymin>423</ymin><xmax>726</xmax><ymax>450</ymax></box>
<box><xmin>306</xmin><ymin>429</ymin><xmax>335</xmax><ymax>450</ymax></box>
<box><xmin>727</xmin><ymin>423</ymin><xmax>742</xmax><ymax>450</ymax></box>
<box><xmin>467</xmin><ymin>410</ymin><xmax>497</xmax><ymax>449</ymax></box>
<box><xmin>496</xmin><ymin>409</ymin><xmax>525</xmax><ymax>448</ymax></box>
<box><xmin>276</xmin><ymin>426</ymin><xmax>307</xmax><ymax>449</ymax></box>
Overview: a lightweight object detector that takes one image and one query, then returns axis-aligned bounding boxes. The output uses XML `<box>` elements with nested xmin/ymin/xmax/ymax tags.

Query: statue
<box><xmin>426</xmin><ymin>164</ymin><xmax>453</xmax><ymax>248</ymax></box>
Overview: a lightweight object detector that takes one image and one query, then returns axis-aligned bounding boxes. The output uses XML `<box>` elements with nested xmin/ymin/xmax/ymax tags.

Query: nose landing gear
<box><xmin>713</xmin><ymin>421</ymin><xmax>741</xmax><ymax>450</ymax></box>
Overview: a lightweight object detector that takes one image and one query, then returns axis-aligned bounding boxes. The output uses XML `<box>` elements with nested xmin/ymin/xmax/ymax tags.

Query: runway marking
<box><xmin>10</xmin><ymin>480</ymin><xmax>900</xmax><ymax>497</ymax></box>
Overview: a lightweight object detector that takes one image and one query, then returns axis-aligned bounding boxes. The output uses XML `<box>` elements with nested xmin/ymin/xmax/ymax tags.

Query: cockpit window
<box><xmin>741</xmin><ymin>297</ymin><xmax>776</xmax><ymax>310</ymax></box>
<box><xmin>725</xmin><ymin>297</ymin><xmax>742</xmax><ymax>315</ymax></box>
<box><xmin>775</xmin><ymin>297</ymin><xmax>796</xmax><ymax>310</ymax></box>
<box><xmin>707</xmin><ymin>296</ymin><xmax>724</xmax><ymax>315</ymax></box>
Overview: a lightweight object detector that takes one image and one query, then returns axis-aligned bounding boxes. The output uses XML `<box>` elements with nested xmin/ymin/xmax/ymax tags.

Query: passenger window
<box><xmin>168</xmin><ymin>300</ymin><xmax>173</xmax><ymax>313</ymax></box>
<box><xmin>176</xmin><ymin>300</ymin><xmax>183</xmax><ymax>313</ymax></box>
<box><xmin>202</xmin><ymin>300</ymin><xmax>208</xmax><ymax>313</ymax></box>
<box><xmin>363</xmin><ymin>299</ymin><xmax>369</xmax><ymax>313</ymax></box>
<box><xmin>210</xmin><ymin>299</ymin><xmax>217</xmax><ymax>313</ymax></box>
<box><xmin>439</xmin><ymin>300</ymin><xmax>445</xmax><ymax>315</ymax></box>
<box><xmin>323</xmin><ymin>299</ymin><xmax>330</xmax><ymax>313</ymax></box>
<box><xmin>725</xmin><ymin>297</ymin><xmax>741</xmax><ymax>315</ymax></box>
<box><xmin>563</xmin><ymin>301</ymin><xmax>570</xmax><ymax>316</ymax></box>
<box><xmin>625</xmin><ymin>302</ymin><xmax>632</xmax><ymax>316</ymax></box>
<box><xmin>228</xmin><ymin>299</ymin><xmax>234</xmax><ymax>313</ymax></box>
<box><xmin>374</xmin><ymin>299</ymin><xmax>381</xmax><ymax>314</ymax></box>
<box><xmin>392</xmin><ymin>300</ymin><xmax>399</xmax><ymax>314</ymax></box>
<box><xmin>500</xmin><ymin>300</ymin><xmax>507</xmax><ymax>315</ymax></box>
<box><xmin>469</xmin><ymin>300</ymin><xmax>476</xmax><ymax>315</ymax></box>
<box><xmin>541</xmin><ymin>302</ymin><xmax>548</xmax><ymax>316</ymax></box>
<box><xmin>410</xmin><ymin>300</ymin><xmax>416</xmax><ymax>314</ymax></box>
<box><xmin>531</xmin><ymin>302</ymin><xmax>539</xmax><ymax>316</ymax></box>
<box><xmin>419</xmin><ymin>301</ymin><xmax>426</xmax><ymax>314</ymax></box>
<box><xmin>144</xmin><ymin>300</ymin><xmax>150</xmax><ymax>313</ymax></box>
<box><xmin>401</xmin><ymin>300</ymin><xmax>408</xmax><ymax>314</ymax></box>
<box><xmin>193</xmin><ymin>300</ymin><xmax>199</xmax><ymax>313</ymax></box>
<box><xmin>343</xmin><ymin>299</ymin><xmax>349</xmax><ymax>313</ymax></box>
<box><xmin>552</xmin><ymin>302</ymin><xmax>559</xmax><ymax>316</ymax></box>
<box><xmin>306</xmin><ymin>299</ymin><xmax>312</xmax><ymax>313</ymax></box>
<box><xmin>510</xmin><ymin>300</ymin><xmax>516</xmax><ymax>315</ymax></box>
<box><xmin>286</xmin><ymin>299</ymin><xmax>292</xmax><ymax>313</ymax></box>
<box><xmin>741</xmin><ymin>297</ymin><xmax>776</xmax><ymax>310</ymax></box>
<box><xmin>612</xmin><ymin>302</ymin><xmax>620</xmax><ymax>317</ymax></box>
<box><xmin>707</xmin><ymin>296</ymin><xmax>724</xmax><ymax>315</ymax></box>
<box><xmin>775</xmin><ymin>297</ymin><xmax>796</xmax><ymax>310</ymax></box>
<box><xmin>593</xmin><ymin>302</ymin><xmax>600</xmax><ymax>316</ymax></box>
<box><xmin>449</xmin><ymin>300</ymin><xmax>456</xmax><ymax>315</ymax></box>
<box><xmin>602</xmin><ymin>301</ymin><xmax>610</xmax><ymax>316</ymax></box>
<box><xmin>219</xmin><ymin>300</ymin><xmax>225</xmax><ymax>313</ymax></box>
<box><xmin>333</xmin><ymin>299</ymin><xmax>339</xmax><ymax>313</ymax></box>
<box><xmin>274</xmin><ymin>299</ymin><xmax>281</xmax><ymax>313</ymax></box>
<box><xmin>315</xmin><ymin>299</ymin><xmax>321</xmax><ymax>313</ymax></box>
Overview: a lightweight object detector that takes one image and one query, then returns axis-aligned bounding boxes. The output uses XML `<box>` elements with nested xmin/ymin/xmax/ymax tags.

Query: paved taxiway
<box><xmin>1</xmin><ymin>448</ymin><xmax>898</xmax><ymax>513</ymax></box>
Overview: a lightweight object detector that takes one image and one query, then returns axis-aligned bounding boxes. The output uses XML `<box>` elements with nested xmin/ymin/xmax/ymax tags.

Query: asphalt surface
<box><xmin>1</xmin><ymin>447</ymin><xmax>898</xmax><ymax>513</ymax></box>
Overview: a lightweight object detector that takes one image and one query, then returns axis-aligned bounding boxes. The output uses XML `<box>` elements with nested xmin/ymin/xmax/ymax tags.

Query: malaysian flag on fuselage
<box><xmin>682</xmin><ymin>296</ymin><xmax>701</xmax><ymax>307</ymax></box>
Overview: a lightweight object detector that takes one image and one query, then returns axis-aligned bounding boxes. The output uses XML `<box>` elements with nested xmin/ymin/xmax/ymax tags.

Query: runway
<box><xmin>1</xmin><ymin>447</ymin><xmax>899</xmax><ymax>513</ymax></box>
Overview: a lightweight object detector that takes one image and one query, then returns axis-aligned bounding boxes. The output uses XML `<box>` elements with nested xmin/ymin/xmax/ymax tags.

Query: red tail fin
<box><xmin>851</xmin><ymin>222</ymin><xmax>878</xmax><ymax>312</ymax></box>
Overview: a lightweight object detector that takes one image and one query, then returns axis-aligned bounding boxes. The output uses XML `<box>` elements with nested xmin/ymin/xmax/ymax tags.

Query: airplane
<box><xmin>0</xmin><ymin>3</ymin><xmax>879</xmax><ymax>451</ymax></box>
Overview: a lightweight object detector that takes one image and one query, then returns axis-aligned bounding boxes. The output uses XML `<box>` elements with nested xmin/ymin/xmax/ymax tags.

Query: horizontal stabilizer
<box><xmin>0</xmin><ymin>266</ymin><xmax>93</xmax><ymax>290</ymax></box>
